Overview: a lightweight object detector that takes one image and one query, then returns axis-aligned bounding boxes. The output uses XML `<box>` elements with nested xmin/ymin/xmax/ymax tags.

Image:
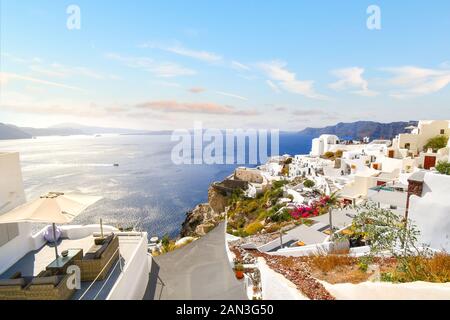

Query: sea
<box><xmin>0</xmin><ymin>133</ymin><xmax>312</xmax><ymax>237</ymax></box>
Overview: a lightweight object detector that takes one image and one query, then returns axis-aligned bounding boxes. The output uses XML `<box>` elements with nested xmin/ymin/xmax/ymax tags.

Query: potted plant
<box><xmin>234</xmin><ymin>262</ymin><xmax>244</xmax><ymax>280</ymax></box>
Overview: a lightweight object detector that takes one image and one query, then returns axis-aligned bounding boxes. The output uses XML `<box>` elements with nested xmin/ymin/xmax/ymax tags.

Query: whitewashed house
<box><xmin>389</xmin><ymin>120</ymin><xmax>450</xmax><ymax>169</ymax></box>
<box><xmin>310</xmin><ymin>135</ymin><xmax>340</xmax><ymax>157</ymax></box>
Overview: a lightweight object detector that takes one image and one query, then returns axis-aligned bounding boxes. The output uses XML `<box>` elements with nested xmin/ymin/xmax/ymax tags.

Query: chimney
<box><xmin>405</xmin><ymin>171</ymin><xmax>425</xmax><ymax>219</ymax></box>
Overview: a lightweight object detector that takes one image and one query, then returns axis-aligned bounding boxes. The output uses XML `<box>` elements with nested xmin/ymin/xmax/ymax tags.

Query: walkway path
<box><xmin>144</xmin><ymin>222</ymin><xmax>247</xmax><ymax>300</ymax></box>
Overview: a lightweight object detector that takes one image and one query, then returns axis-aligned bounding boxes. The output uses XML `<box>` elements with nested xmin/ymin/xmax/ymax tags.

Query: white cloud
<box><xmin>266</xmin><ymin>80</ymin><xmax>281</xmax><ymax>93</ymax></box>
<box><xmin>231</xmin><ymin>60</ymin><xmax>251</xmax><ymax>71</ymax></box>
<box><xmin>383</xmin><ymin>66</ymin><xmax>450</xmax><ymax>98</ymax></box>
<box><xmin>0</xmin><ymin>72</ymin><xmax>85</xmax><ymax>91</ymax></box>
<box><xmin>330</xmin><ymin>67</ymin><xmax>378</xmax><ymax>97</ymax></box>
<box><xmin>2</xmin><ymin>53</ymin><xmax>116</xmax><ymax>80</ymax></box>
<box><xmin>106</xmin><ymin>53</ymin><xmax>196</xmax><ymax>78</ymax></box>
<box><xmin>215</xmin><ymin>91</ymin><xmax>248</xmax><ymax>101</ymax></box>
<box><xmin>258</xmin><ymin>60</ymin><xmax>326</xmax><ymax>99</ymax></box>
<box><xmin>141</xmin><ymin>42</ymin><xmax>222</xmax><ymax>63</ymax></box>
<box><xmin>30</xmin><ymin>63</ymin><xmax>106</xmax><ymax>79</ymax></box>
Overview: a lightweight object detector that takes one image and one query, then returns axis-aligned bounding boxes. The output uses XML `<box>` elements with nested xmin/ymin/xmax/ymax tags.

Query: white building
<box><xmin>310</xmin><ymin>135</ymin><xmax>340</xmax><ymax>157</ymax></box>
<box><xmin>408</xmin><ymin>172</ymin><xmax>450</xmax><ymax>252</ymax></box>
<box><xmin>389</xmin><ymin>120</ymin><xmax>450</xmax><ymax>169</ymax></box>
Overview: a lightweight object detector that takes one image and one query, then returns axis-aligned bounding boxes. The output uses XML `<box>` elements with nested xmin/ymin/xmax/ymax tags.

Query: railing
<box><xmin>78</xmin><ymin>246</ymin><xmax>123</xmax><ymax>300</ymax></box>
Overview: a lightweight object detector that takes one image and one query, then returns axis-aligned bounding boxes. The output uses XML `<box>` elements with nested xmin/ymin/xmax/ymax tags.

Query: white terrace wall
<box><xmin>258</xmin><ymin>258</ymin><xmax>308</xmax><ymax>300</ymax></box>
<box><xmin>107</xmin><ymin>233</ymin><xmax>150</xmax><ymax>300</ymax></box>
<box><xmin>322</xmin><ymin>281</ymin><xmax>450</xmax><ymax>300</ymax></box>
<box><xmin>0</xmin><ymin>152</ymin><xmax>29</xmax><ymax>275</ymax></box>
<box><xmin>408</xmin><ymin>173</ymin><xmax>450</xmax><ymax>251</ymax></box>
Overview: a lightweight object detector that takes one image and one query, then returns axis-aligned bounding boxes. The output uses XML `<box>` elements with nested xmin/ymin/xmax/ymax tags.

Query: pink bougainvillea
<box><xmin>290</xmin><ymin>195</ymin><xmax>339</xmax><ymax>220</ymax></box>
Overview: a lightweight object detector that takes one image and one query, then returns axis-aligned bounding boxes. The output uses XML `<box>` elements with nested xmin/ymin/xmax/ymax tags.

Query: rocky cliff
<box><xmin>180</xmin><ymin>185</ymin><xmax>229</xmax><ymax>237</ymax></box>
<box><xmin>299</xmin><ymin>120</ymin><xmax>418</xmax><ymax>140</ymax></box>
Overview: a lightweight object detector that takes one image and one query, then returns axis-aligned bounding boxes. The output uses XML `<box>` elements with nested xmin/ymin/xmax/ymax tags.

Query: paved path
<box><xmin>144</xmin><ymin>222</ymin><xmax>248</xmax><ymax>300</ymax></box>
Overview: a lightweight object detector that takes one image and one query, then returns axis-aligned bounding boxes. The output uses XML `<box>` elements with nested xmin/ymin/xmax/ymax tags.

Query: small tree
<box><xmin>319</xmin><ymin>191</ymin><xmax>341</xmax><ymax>238</ymax></box>
<box><xmin>424</xmin><ymin>135</ymin><xmax>448</xmax><ymax>152</ymax></box>
<box><xmin>337</xmin><ymin>202</ymin><xmax>421</xmax><ymax>258</ymax></box>
<box><xmin>303</xmin><ymin>179</ymin><xmax>315</xmax><ymax>188</ymax></box>
<box><xmin>435</xmin><ymin>161</ymin><xmax>450</xmax><ymax>175</ymax></box>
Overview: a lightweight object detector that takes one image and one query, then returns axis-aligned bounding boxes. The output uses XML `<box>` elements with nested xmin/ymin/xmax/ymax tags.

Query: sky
<box><xmin>1</xmin><ymin>0</ymin><xmax>450</xmax><ymax>130</ymax></box>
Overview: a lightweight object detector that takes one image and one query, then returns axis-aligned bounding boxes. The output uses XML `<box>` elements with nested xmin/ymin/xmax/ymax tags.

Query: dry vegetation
<box><xmin>382</xmin><ymin>253</ymin><xmax>450</xmax><ymax>283</ymax></box>
<box><xmin>274</xmin><ymin>253</ymin><xmax>450</xmax><ymax>285</ymax></box>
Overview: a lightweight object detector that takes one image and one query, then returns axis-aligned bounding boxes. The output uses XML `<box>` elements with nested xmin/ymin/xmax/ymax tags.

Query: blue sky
<box><xmin>1</xmin><ymin>0</ymin><xmax>450</xmax><ymax>130</ymax></box>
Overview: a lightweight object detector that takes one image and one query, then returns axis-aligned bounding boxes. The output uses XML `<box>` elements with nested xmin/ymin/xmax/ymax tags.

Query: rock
<box><xmin>195</xmin><ymin>222</ymin><xmax>216</xmax><ymax>236</ymax></box>
<box><xmin>180</xmin><ymin>181</ymin><xmax>233</xmax><ymax>237</ymax></box>
<box><xmin>208</xmin><ymin>185</ymin><xmax>228</xmax><ymax>214</ymax></box>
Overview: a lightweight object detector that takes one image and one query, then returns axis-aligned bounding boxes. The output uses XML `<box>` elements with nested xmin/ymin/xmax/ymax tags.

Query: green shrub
<box><xmin>358</xmin><ymin>262</ymin><xmax>368</xmax><ymax>273</ymax></box>
<box><xmin>232</xmin><ymin>228</ymin><xmax>248</xmax><ymax>237</ymax></box>
<box><xmin>424</xmin><ymin>135</ymin><xmax>448</xmax><ymax>152</ymax></box>
<box><xmin>272</xmin><ymin>180</ymin><xmax>289</xmax><ymax>189</ymax></box>
<box><xmin>436</xmin><ymin>161</ymin><xmax>450</xmax><ymax>175</ymax></box>
<box><xmin>304</xmin><ymin>179</ymin><xmax>315</xmax><ymax>188</ymax></box>
<box><xmin>244</xmin><ymin>221</ymin><xmax>264</xmax><ymax>235</ymax></box>
<box><xmin>270</xmin><ymin>208</ymin><xmax>292</xmax><ymax>222</ymax></box>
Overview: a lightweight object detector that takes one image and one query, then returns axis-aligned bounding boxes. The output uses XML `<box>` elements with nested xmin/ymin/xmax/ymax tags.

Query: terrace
<box><xmin>0</xmin><ymin>226</ymin><xmax>148</xmax><ymax>300</ymax></box>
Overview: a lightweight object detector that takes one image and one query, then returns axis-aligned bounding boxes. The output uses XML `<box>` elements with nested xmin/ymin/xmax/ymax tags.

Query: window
<box><xmin>441</xmin><ymin>129</ymin><xmax>445</xmax><ymax>134</ymax></box>
<box><xmin>404</xmin><ymin>143</ymin><xmax>411</xmax><ymax>150</ymax></box>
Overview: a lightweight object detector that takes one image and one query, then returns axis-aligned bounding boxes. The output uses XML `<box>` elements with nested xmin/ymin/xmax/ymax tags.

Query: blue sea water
<box><xmin>0</xmin><ymin>133</ymin><xmax>312</xmax><ymax>237</ymax></box>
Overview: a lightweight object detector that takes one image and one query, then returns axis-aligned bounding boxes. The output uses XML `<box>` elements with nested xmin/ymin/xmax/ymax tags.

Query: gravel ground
<box><xmin>230</xmin><ymin>246</ymin><xmax>335</xmax><ymax>300</ymax></box>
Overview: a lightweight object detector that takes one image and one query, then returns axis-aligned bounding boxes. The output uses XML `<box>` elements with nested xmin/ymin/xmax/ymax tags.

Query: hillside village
<box><xmin>172</xmin><ymin>120</ymin><xmax>450</xmax><ymax>299</ymax></box>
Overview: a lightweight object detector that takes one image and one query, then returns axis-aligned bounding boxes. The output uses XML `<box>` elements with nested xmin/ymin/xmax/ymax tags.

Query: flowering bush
<box><xmin>290</xmin><ymin>194</ymin><xmax>341</xmax><ymax>220</ymax></box>
<box><xmin>290</xmin><ymin>205</ymin><xmax>319</xmax><ymax>219</ymax></box>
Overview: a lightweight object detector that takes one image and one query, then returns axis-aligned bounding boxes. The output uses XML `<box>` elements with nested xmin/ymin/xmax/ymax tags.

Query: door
<box><xmin>388</xmin><ymin>150</ymin><xmax>394</xmax><ymax>158</ymax></box>
<box><xmin>424</xmin><ymin>156</ymin><xmax>436</xmax><ymax>170</ymax></box>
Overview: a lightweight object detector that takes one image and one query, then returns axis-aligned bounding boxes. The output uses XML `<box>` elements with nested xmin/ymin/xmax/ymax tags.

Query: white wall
<box><xmin>321</xmin><ymin>281</ymin><xmax>450</xmax><ymax>300</ymax></box>
<box><xmin>271</xmin><ymin>241</ymin><xmax>349</xmax><ymax>257</ymax></box>
<box><xmin>258</xmin><ymin>258</ymin><xmax>308</xmax><ymax>300</ymax></box>
<box><xmin>0</xmin><ymin>152</ymin><xmax>26</xmax><ymax>214</ymax></box>
<box><xmin>107</xmin><ymin>233</ymin><xmax>150</xmax><ymax>300</ymax></box>
<box><xmin>408</xmin><ymin>173</ymin><xmax>450</xmax><ymax>251</ymax></box>
<box><xmin>367</xmin><ymin>189</ymin><xmax>408</xmax><ymax>209</ymax></box>
<box><xmin>0</xmin><ymin>152</ymin><xmax>30</xmax><ymax>274</ymax></box>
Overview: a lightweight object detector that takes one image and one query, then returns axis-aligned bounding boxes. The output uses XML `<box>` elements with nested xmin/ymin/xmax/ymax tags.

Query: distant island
<box><xmin>0</xmin><ymin>120</ymin><xmax>418</xmax><ymax>141</ymax></box>
<box><xmin>0</xmin><ymin>123</ymin><xmax>33</xmax><ymax>140</ymax></box>
<box><xmin>0</xmin><ymin>123</ymin><xmax>152</xmax><ymax>140</ymax></box>
<box><xmin>298</xmin><ymin>120</ymin><xmax>418</xmax><ymax>140</ymax></box>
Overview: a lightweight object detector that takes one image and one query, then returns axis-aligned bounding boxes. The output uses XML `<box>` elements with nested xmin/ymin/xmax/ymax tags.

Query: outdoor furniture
<box><xmin>73</xmin><ymin>234</ymin><xmax>120</xmax><ymax>281</ymax></box>
<box><xmin>0</xmin><ymin>272</ymin><xmax>28</xmax><ymax>300</ymax></box>
<box><xmin>24</xmin><ymin>270</ymin><xmax>75</xmax><ymax>300</ymax></box>
<box><xmin>46</xmin><ymin>248</ymin><xmax>83</xmax><ymax>274</ymax></box>
<box><xmin>0</xmin><ymin>270</ymin><xmax>75</xmax><ymax>300</ymax></box>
